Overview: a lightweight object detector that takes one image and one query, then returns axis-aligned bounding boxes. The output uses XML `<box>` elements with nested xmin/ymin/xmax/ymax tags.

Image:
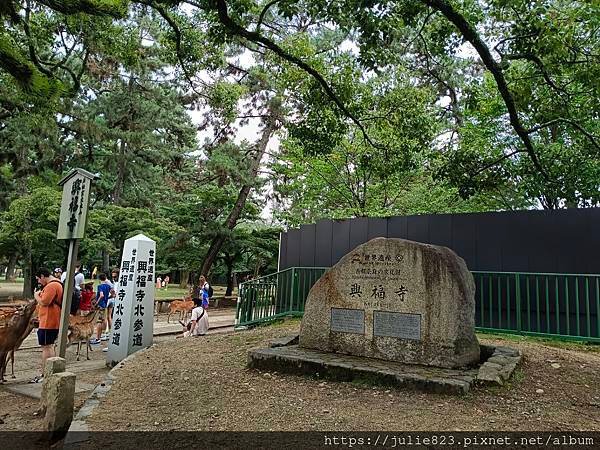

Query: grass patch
<box><xmin>477</xmin><ymin>331</ymin><xmax>600</xmax><ymax>352</ymax></box>
<box><xmin>0</xmin><ymin>278</ymin><xmax>24</xmax><ymax>284</ymax></box>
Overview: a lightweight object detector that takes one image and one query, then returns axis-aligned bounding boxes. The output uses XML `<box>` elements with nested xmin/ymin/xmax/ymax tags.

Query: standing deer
<box><xmin>5</xmin><ymin>310</ymin><xmax>38</xmax><ymax>379</ymax></box>
<box><xmin>0</xmin><ymin>299</ymin><xmax>37</xmax><ymax>383</ymax></box>
<box><xmin>166</xmin><ymin>297</ymin><xmax>194</xmax><ymax>323</ymax></box>
<box><xmin>68</xmin><ymin>309</ymin><xmax>101</xmax><ymax>361</ymax></box>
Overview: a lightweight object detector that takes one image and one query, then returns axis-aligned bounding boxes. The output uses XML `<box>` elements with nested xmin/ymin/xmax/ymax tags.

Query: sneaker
<box><xmin>102</xmin><ymin>347</ymin><xmax>108</xmax><ymax>352</ymax></box>
<box><xmin>29</xmin><ymin>375</ymin><xmax>43</xmax><ymax>384</ymax></box>
<box><xmin>89</xmin><ymin>339</ymin><xmax>101</xmax><ymax>345</ymax></box>
<box><xmin>100</xmin><ymin>335</ymin><xmax>109</xmax><ymax>341</ymax></box>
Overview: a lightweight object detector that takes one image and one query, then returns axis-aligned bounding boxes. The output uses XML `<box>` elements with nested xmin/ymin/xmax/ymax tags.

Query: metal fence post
<box><xmin>516</xmin><ymin>273</ymin><xmax>522</xmax><ymax>332</ymax></box>
<box><xmin>291</xmin><ymin>268</ymin><xmax>297</xmax><ymax>311</ymax></box>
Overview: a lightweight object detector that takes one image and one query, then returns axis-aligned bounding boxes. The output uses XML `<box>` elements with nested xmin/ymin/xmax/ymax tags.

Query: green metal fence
<box><xmin>236</xmin><ymin>268</ymin><xmax>600</xmax><ymax>342</ymax></box>
<box><xmin>472</xmin><ymin>271</ymin><xmax>600</xmax><ymax>342</ymax></box>
<box><xmin>236</xmin><ymin>267</ymin><xmax>328</xmax><ymax>326</ymax></box>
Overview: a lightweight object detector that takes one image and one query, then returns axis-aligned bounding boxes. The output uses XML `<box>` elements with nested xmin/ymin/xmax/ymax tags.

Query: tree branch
<box><xmin>213</xmin><ymin>0</ymin><xmax>382</xmax><ymax>151</ymax></box>
<box><xmin>422</xmin><ymin>0</ymin><xmax>549</xmax><ymax>180</ymax></box>
<box><xmin>527</xmin><ymin>118</ymin><xmax>600</xmax><ymax>153</ymax></box>
<box><xmin>501</xmin><ymin>52</ymin><xmax>569</xmax><ymax>96</ymax></box>
<box><xmin>256</xmin><ymin>0</ymin><xmax>283</xmax><ymax>34</ymax></box>
<box><xmin>140</xmin><ymin>0</ymin><xmax>210</xmax><ymax>102</ymax></box>
<box><xmin>36</xmin><ymin>0</ymin><xmax>128</xmax><ymax>17</ymax></box>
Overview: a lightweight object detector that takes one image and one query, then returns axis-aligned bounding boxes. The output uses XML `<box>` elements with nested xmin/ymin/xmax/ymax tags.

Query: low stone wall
<box><xmin>247</xmin><ymin>336</ymin><xmax>522</xmax><ymax>395</ymax></box>
<box><xmin>476</xmin><ymin>345</ymin><xmax>522</xmax><ymax>385</ymax></box>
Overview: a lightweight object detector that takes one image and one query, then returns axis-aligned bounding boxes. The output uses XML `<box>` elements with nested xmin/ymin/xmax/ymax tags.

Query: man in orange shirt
<box><xmin>31</xmin><ymin>267</ymin><xmax>64</xmax><ymax>383</ymax></box>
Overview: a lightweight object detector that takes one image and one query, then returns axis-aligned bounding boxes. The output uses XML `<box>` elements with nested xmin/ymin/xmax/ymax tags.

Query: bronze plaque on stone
<box><xmin>330</xmin><ymin>308</ymin><xmax>365</xmax><ymax>334</ymax></box>
<box><xmin>373</xmin><ymin>311</ymin><xmax>421</xmax><ymax>340</ymax></box>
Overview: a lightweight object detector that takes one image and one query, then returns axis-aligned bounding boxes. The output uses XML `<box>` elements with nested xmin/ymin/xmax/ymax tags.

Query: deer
<box><xmin>0</xmin><ymin>299</ymin><xmax>37</xmax><ymax>383</ymax></box>
<box><xmin>4</xmin><ymin>309</ymin><xmax>38</xmax><ymax>379</ymax></box>
<box><xmin>67</xmin><ymin>309</ymin><xmax>101</xmax><ymax>361</ymax></box>
<box><xmin>166</xmin><ymin>297</ymin><xmax>194</xmax><ymax>323</ymax></box>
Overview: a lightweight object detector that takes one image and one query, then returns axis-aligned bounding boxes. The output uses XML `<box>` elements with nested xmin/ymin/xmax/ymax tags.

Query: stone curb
<box><xmin>63</xmin><ymin>342</ymin><xmax>154</xmax><ymax>445</ymax></box>
<box><xmin>476</xmin><ymin>345</ymin><xmax>523</xmax><ymax>386</ymax></box>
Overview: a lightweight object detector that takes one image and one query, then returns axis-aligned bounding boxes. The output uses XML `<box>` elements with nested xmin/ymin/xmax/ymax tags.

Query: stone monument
<box><xmin>248</xmin><ymin>237</ymin><xmax>521</xmax><ymax>394</ymax></box>
<box><xmin>300</xmin><ymin>237</ymin><xmax>480</xmax><ymax>368</ymax></box>
<box><xmin>107</xmin><ymin>234</ymin><xmax>156</xmax><ymax>366</ymax></box>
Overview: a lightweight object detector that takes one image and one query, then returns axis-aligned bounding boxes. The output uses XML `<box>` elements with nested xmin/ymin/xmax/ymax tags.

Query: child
<box><xmin>90</xmin><ymin>274</ymin><xmax>111</xmax><ymax>345</ymax></box>
<box><xmin>79</xmin><ymin>281</ymin><xmax>95</xmax><ymax>315</ymax></box>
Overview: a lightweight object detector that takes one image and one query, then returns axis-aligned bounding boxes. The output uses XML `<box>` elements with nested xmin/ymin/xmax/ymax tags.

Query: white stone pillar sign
<box><xmin>107</xmin><ymin>234</ymin><xmax>156</xmax><ymax>366</ymax></box>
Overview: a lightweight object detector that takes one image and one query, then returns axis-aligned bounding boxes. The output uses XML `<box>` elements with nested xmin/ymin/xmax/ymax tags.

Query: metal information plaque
<box><xmin>373</xmin><ymin>311</ymin><xmax>421</xmax><ymax>340</ymax></box>
<box><xmin>330</xmin><ymin>308</ymin><xmax>365</xmax><ymax>334</ymax></box>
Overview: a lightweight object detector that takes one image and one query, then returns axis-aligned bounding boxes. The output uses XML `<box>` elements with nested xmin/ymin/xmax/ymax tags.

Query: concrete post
<box><xmin>44</xmin><ymin>371</ymin><xmax>76</xmax><ymax>440</ymax></box>
<box><xmin>39</xmin><ymin>356</ymin><xmax>67</xmax><ymax>415</ymax></box>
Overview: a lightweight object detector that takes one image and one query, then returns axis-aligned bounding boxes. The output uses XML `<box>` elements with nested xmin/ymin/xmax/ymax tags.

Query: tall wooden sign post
<box><xmin>56</xmin><ymin>168</ymin><xmax>97</xmax><ymax>358</ymax></box>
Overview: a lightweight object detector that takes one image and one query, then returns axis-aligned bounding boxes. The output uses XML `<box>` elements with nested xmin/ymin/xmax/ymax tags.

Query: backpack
<box><xmin>46</xmin><ymin>279</ymin><xmax>66</xmax><ymax>309</ymax></box>
<box><xmin>70</xmin><ymin>289</ymin><xmax>81</xmax><ymax>315</ymax></box>
<box><xmin>204</xmin><ymin>282</ymin><xmax>213</xmax><ymax>298</ymax></box>
<box><xmin>54</xmin><ymin>278</ymin><xmax>80</xmax><ymax>314</ymax></box>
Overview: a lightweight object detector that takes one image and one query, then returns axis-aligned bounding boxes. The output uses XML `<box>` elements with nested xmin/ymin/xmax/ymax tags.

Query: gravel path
<box><xmin>84</xmin><ymin>319</ymin><xmax>600</xmax><ymax>431</ymax></box>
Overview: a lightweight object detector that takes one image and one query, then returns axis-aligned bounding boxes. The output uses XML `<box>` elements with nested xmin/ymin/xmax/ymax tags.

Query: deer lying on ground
<box><xmin>68</xmin><ymin>309</ymin><xmax>101</xmax><ymax>361</ymax></box>
<box><xmin>166</xmin><ymin>297</ymin><xmax>194</xmax><ymax>323</ymax></box>
<box><xmin>0</xmin><ymin>299</ymin><xmax>37</xmax><ymax>383</ymax></box>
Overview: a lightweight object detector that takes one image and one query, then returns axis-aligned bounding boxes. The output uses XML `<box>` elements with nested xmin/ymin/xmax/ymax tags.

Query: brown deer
<box><xmin>0</xmin><ymin>299</ymin><xmax>37</xmax><ymax>383</ymax></box>
<box><xmin>68</xmin><ymin>309</ymin><xmax>101</xmax><ymax>361</ymax></box>
<box><xmin>5</xmin><ymin>310</ymin><xmax>38</xmax><ymax>379</ymax></box>
<box><xmin>166</xmin><ymin>297</ymin><xmax>194</xmax><ymax>323</ymax></box>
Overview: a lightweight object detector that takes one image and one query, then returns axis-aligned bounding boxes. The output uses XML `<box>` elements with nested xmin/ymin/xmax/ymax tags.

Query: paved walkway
<box><xmin>18</xmin><ymin>307</ymin><xmax>236</xmax><ymax>350</ymax></box>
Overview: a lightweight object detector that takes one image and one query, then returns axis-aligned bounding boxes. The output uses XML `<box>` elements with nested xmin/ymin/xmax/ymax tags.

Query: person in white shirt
<box><xmin>101</xmin><ymin>269</ymin><xmax>119</xmax><ymax>351</ymax></box>
<box><xmin>61</xmin><ymin>265</ymin><xmax>85</xmax><ymax>292</ymax></box>
<box><xmin>179</xmin><ymin>298</ymin><xmax>209</xmax><ymax>337</ymax></box>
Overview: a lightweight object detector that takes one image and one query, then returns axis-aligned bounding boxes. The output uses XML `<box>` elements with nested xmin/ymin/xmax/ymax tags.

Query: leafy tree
<box><xmin>0</xmin><ymin>185</ymin><xmax>62</xmax><ymax>296</ymax></box>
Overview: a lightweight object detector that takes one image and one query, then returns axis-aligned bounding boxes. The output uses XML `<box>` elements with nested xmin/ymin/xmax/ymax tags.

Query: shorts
<box><xmin>37</xmin><ymin>329</ymin><xmax>59</xmax><ymax>346</ymax></box>
<box><xmin>96</xmin><ymin>308</ymin><xmax>106</xmax><ymax>323</ymax></box>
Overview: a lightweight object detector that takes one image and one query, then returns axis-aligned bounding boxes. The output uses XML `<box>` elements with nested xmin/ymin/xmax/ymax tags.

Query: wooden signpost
<box><xmin>55</xmin><ymin>168</ymin><xmax>97</xmax><ymax>358</ymax></box>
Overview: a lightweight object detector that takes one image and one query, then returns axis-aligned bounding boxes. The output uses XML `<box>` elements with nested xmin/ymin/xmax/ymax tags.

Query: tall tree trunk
<box><xmin>22</xmin><ymin>245</ymin><xmax>33</xmax><ymax>298</ymax></box>
<box><xmin>113</xmin><ymin>139</ymin><xmax>127</xmax><ymax>205</ymax></box>
<box><xmin>200</xmin><ymin>119</ymin><xmax>279</xmax><ymax>276</ymax></box>
<box><xmin>180</xmin><ymin>270</ymin><xmax>190</xmax><ymax>288</ymax></box>
<box><xmin>113</xmin><ymin>77</ymin><xmax>134</xmax><ymax>205</ymax></box>
<box><xmin>5</xmin><ymin>253</ymin><xmax>17</xmax><ymax>281</ymax></box>
<box><xmin>102</xmin><ymin>250</ymin><xmax>110</xmax><ymax>273</ymax></box>
<box><xmin>225</xmin><ymin>257</ymin><xmax>234</xmax><ymax>296</ymax></box>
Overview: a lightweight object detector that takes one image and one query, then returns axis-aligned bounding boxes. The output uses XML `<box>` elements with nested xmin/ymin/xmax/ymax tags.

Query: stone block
<box><xmin>498</xmin><ymin>363</ymin><xmax>518</xmax><ymax>381</ymax></box>
<box><xmin>477</xmin><ymin>366</ymin><xmax>502</xmax><ymax>385</ymax></box>
<box><xmin>44</xmin><ymin>371</ymin><xmax>76</xmax><ymax>439</ymax></box>
<box><xmin>487</xmin><ymin>355</ymin><xmax>511</xmax><ymax>365</ymax></box>
<box><xmin>270</xmin><ymin>335</ymin><xmax>299</xmax><ymax>348</ymax></box>
<box><xmin>40</xmin><ymin>357</ymin><xmax>66</xmax><ymax>415</ymax></box>
<box><xmin>249</xmin><ymin>346</ymin><xmax>476</xmax><ymax>395</ymax></box>
<box><xmin>494</xmin><ymin>346</ymin><xmax>520</xmax><ymax>357</ymax></box>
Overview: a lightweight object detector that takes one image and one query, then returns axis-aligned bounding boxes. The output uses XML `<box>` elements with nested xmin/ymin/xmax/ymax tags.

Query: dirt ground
<box><xmin>0</xmin><ymin>340</ymin><xmax>110</xmax><ymax>431</ymax></box>
<box><xmin>0</xmin><ymin>308</ymin><xmax>229</xmax><ymax>431</ymax></box>
<box><xmin>80</xmin><ymin>319</ymin><xmax>600</xmax><ymax>432</ymax></box>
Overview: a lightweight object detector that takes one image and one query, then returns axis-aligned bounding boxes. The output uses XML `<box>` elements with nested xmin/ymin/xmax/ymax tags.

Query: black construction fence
<box><xmin>276</xmin><ymin>208</ymin><xmax>600</xmax><ymax>340</ymax></box>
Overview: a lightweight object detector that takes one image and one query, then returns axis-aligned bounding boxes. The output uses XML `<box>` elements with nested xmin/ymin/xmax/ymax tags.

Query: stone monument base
<box><xmin>248</xmin><ymin>338</ymin><xmax>521</xmax><ymax>395</ymax></box>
